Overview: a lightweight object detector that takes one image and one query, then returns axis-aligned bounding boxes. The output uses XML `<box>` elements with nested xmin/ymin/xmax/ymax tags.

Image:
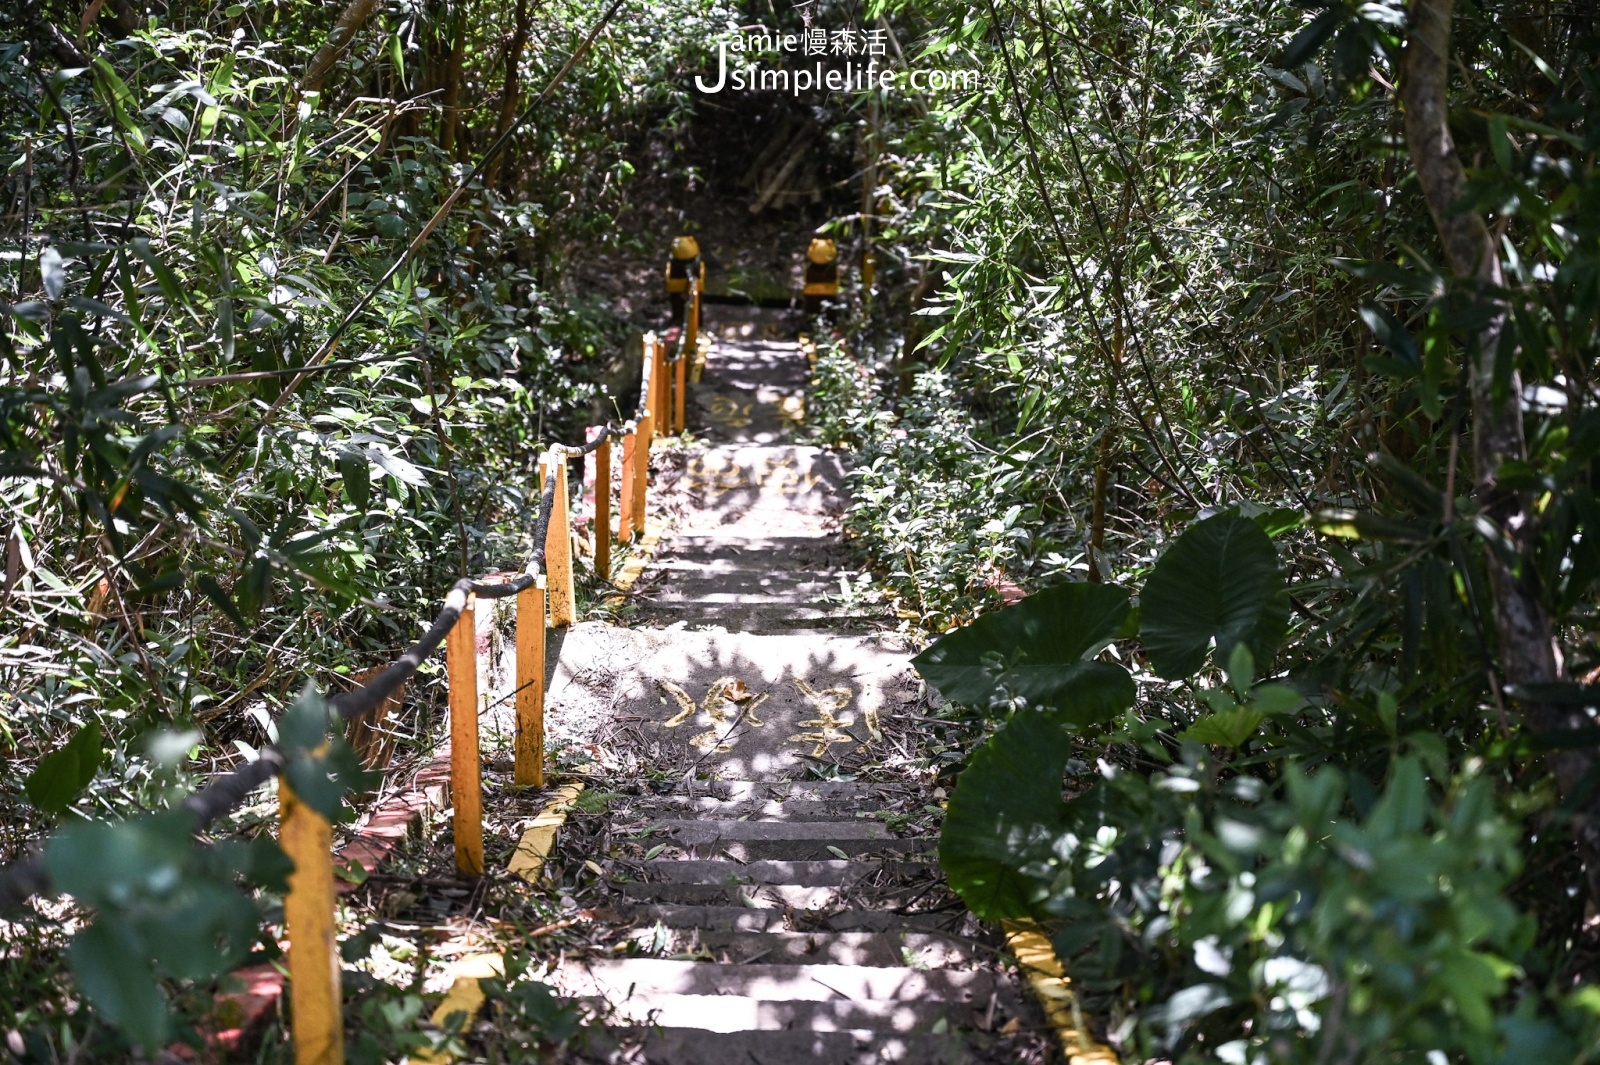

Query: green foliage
<box><xmin>912</xmin><ymin>581</ymin><xmax>1133</xmax><ymax>723</ymax></box>
<box><xmin>44</xmin><ymin>814</ymin><xmax>291</xmax><ymax>1049</ymax></box>
<box><xmin>2</xmin><ymin>0</ymin><xmax>724</xmax><ymax>1048</ymax></box>
<box><xmin>24</xmin><ymin>722</ymin><xmax>102</xmax><ymax>815</ymax></box>
<box><xmin>278</xmin><ymin>684</ymin><xmax>376</xmax><ymax>821</ymax></box>
<box><xmin>1139</xmin><ymin>515</ymin><xmax>1287</xmax><ymax>681</ymax></box>
<box><xmin>924</xmin><ymin>512</ymin><xmax>1600</xmax><ymax>1061</ymax></box>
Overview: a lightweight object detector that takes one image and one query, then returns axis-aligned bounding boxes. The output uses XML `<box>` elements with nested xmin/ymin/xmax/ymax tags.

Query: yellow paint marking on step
<box><xmin>1003</xmin><ymin>921</ymin><xmax>1120</xmax><ymax>1064</ymax></box>
<box><xmin>411</xmin><ymin>953</ymin><xmax>504</xmax><ymax>1064</ymax></box>
<box><xmin>508</xmin><ymin>784</ymin><xmax>585</xmax><ymax>882</ymax></box>
<box><xmin>604</xmin><ymin>519</ymin><xmax>667</xmax><ymax>605</ymax></box>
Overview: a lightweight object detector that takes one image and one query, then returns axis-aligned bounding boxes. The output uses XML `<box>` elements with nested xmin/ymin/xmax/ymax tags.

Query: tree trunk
<box><xmin>1399</xmin><ymin>0</ymin><xmax>1600</xmax><ymax>906</ymax></box>
<box><xmin>485</xmin><ymin>0</ymin><xmax>530</xmax><ymax>188</ymax></box>
<box><xmin>439</xmin><ymin>10</ymin><xmax>467</xmax><ymax>159</ymax></box>
<box><xmin>301</xmin><ymin>0</ymin><xmax>381</xmax><ymax>97</ymax></box>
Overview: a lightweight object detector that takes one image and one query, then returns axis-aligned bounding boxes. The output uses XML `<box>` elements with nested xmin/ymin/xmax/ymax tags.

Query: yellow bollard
<box><xmin>514</xmin><ymin>572</ymin><xmax>546</xmax><ymax>788</ymax></box>
<box><xmin>540</xmin><ymin>454</ymin><xmax>575</xmax><ymax>627</ymax></box>
<box><xmin>281</xmin><ymin>779</ymin><xmax>344</xmax><ymax>1065</ymax></box>
<box><xmin>446</xmin><ymin>592</ymin><xmax>483</xmax><ymax>877</ymax></box>
<box><xmin>595</xmin><ymin>436</ymin><xmax>611</xmax><ymax>578</ymax></box>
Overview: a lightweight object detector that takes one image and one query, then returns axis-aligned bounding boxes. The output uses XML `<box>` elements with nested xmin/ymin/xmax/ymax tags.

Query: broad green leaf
<box><xmin>940</xmin><ymin>707</ymin><xmax>1074</xmax><ymax>919</ymax></box>
<box><xmin>338</xmin><ymin>448</ymin><xmax>371</xmax><ymax>509</ymax></box>
<box><xmin>1179</xmin><ymin>707</ymin><xmax>1264</xmax><ymax>748</ymax></box>
<box><xmin>67</xmin><ymin>922</ymin><xmax>170</xmax><ymax>1048</ymax></box>
<box><xmin>912</xmin><ymin>582</ymin><xmax>1134</xmax><ymax>724</ymax></box>
<box><xmin>1140</xmin><ymin>514</ymin><xmax>1287</xmax><ymax>680</ymax></box>
<box><xmin>25</xmin><ymin>721</ymin><xmax>103</xmax><ymax>814</ymax></box>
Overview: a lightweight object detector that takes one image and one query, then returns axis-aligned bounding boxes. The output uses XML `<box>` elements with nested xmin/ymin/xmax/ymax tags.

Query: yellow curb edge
<box><xmin>1003</xmin><ymin>919</ymin><xmax>1120</xmax><ymax>1064</ymax></box>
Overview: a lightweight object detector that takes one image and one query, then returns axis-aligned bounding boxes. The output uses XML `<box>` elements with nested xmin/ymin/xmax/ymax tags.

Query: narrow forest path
<box><xmin>534</xmin><ymin>307</ymin><xmax>1051</xmax><ymax>1064</ymax></box>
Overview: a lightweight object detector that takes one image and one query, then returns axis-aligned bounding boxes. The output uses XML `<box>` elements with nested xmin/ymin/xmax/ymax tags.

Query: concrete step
<box><xmin>626</xmin><ymin>798</ymin><xmax>898</xmax><ymax>822</ymax></box>
<box><xmin>620</xmin><ymin>903</ymin><xmax>975</xmax><ymax>936</ymax></box>
<box><xmin>560</xmin><ymin>957</ymin><xmax>1002</xmax><ymax>1004</ymax></box>
<box><xmin>577</xmin><ymin>1026</ymin><xmax>975</xmax><ymax>1064</ymax></box>
<box><xmin>626</xmin><ymin>858</ymin><xmax>924</xmax><ymax>885</ymax></box>
<box><xmin>662</xmin><ymin>781</ymin><xmax>923</xmax><ymax>803</ymax></box>
<box><xmin>645</xmin><ymin>818</ymin><xmax>892</xmax><ymax>842</ymax></box>
<box><xmin>615</xmin><ymin>880</ymin><xmax>848</xmax><ymax>909</ymax></box>
<box><xmin>626</xmin><ymin>928</ymin><xmax>989</xmax><ymax>968</ymax></box>
<box><xmin>624</xmin><ymin>819</ymin><xmax>933</xmax><ymax>862</ymax></box>
<box><xmin>542</xmin><ymin>625</ymin><xmax>916</xmax><ymax>781</ymax></box>
<box><xmin>579</xmin><ymin>992</ymin><xmax>995</xmax><ymax>1034</ymax></box>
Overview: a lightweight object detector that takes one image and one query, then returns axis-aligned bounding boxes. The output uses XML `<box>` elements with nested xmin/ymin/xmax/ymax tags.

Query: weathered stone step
<box><xmin>656</xmin><ymin>534</ymin><xmax>851</xmax><ymax>563</ymax></box>
<box><xmin>628</xmin><ymin>602</ymin><xmax>886</xmax><ymax>634</ymax></box>
<box><xmin>628</xmin><ymin>858</ymin><xmax>924</xmax><ymax>885</ymax></box>
<box><xmin>627</xmin><ymin>928</ymin><xmax>988</xmax><ymax>968</ymax></box>
<box><xmin>578</xmin><ymin>992</ymin><xmax>994</xmax><ymax>1033</ymax></box>
<box><xmin>543</xmin><ymin>625</ymin><xmax>914</xmax><ymax>781</ymax></box>
<box><xmin>560</xmin><ymin>957</ymin><xmax>1002</xmax><ymax>1003</ymax></box>
<box><xmin>627</xmin><ymin>819</ymin><xmax>934</xmax><ymax>861</ymax></box>
<box><xmin>576</xmin><ymin>1028</ymin><xmax>973</xmax><ymax>1065</ymax></box>
<box><xmin>621</xmin><ymin>903</ymin><xmax>974</xmax><ymax>936</ymax></box>
<box><xmin>647</xmin><ymin>818</ymin><xmax>892</xmax><ymax>842</ymax></box>
<box><xmin>615</xmin><ymin>880</ymin><xmax>848</xmax><ymax>909</ymax></box>
<box><xmin>627</xmin><ymin>797</ymin><xmax>903</xmax><ymax>822</ymax></box>
<box><xmin>670</xmin><ymin>781</ymin><xmax>921</xmax><ymax>803</ymax></box>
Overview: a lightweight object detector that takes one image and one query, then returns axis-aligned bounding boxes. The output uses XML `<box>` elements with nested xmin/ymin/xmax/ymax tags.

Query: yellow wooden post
<box><xmin>618</xmin><ymin>431</ymin><xmax>636</xmax><ymax>540</ymax></box>
<box><xmin>540</xmin><ymin>453</ymin><xmax>575</xmax><ymax>627</ymax></box>
<box><xmin>595</xmin><ymin>437</ymin><xmax>612</xmax><ymax>577</ymax></box>
<box><xmin>654</xmin><ymin>339</ymin><xmax>668</xmax><ymax>436</ymax></box>
<box><xmin>632</xmin><ymin>413</ymin><xmax>651</xmax><ymax>537</ymax></box>
<box><xmin>281</xmin><ymin>780</ymin><xmax>344</xmax><ymax>1065</ymax></box>
<box><xmin>514</xmin><ymin>572</ymin><xmax>546</xmax><ymax>788</ymax></box>
<box><xmin>446</xmin><ymin>592</ymin><xmax>483</xmax><ymax>877</ymax></box>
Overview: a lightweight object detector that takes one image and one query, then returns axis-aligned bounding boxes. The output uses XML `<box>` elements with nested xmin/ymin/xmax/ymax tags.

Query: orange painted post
<box><xmin>541</xmin><ymin>453</ymin><xmax>575</xmax><ymax>627</ymax></box>
<box><xmin>514</xmin><ymin>572</ymin><xmax>547</xmax><ymax>787</ymax></box>
<box><xmin>650</xmin><ymin>338</ymin><xmax>665</xmax><ymax>438</ymax></box>
<box><xmin>281</xmin><ymin>780</ymin><xmax>343</xmax><ymax>1065</ymax></box>
<box><xmin>595</xmin><ymin>436</ymin><xmax>612</xmax><ymax>578</ymax></box>
<box><xmin>632</xmin><ymin>411</ymin><xmax>651</xmax><ymax>537</ymax></box>
<box><xmin>618</xmin><ymin>431</ymin><xmax>636</xmax><ymax>539</ymax></box>
<box><xmin>446</xmin><ymin>592</ymin><xmax>483</xmax><ymax>876</ymax></box>
<box><xmin>673</xmin><ymin>349</ymin><xmax>687</xmax><ymax>435</ymax></box>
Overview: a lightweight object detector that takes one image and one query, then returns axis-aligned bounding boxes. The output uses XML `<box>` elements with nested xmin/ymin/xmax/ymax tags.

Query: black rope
<box><xmin>0</xmin><ymin>408</ymin><xmax>654</xmax><ymax>911</ymax></box>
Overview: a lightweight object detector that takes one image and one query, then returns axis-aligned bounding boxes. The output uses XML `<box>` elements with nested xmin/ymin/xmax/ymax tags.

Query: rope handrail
<box><xmin>0</xmin><ymin>326</ymin><xmax>664</xmax><ymax>912</ymax></box>
<box><xmin>0</xmin><ymin>227</ymin><xmax>711</xmax><ymax>1056</ymax></box>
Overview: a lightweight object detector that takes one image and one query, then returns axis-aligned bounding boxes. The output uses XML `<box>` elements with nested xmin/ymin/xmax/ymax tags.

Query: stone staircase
<box><xmin>545</xmin><ymin>308</ymin><xmax>1039</xmax><ymax>1064</ymax></box>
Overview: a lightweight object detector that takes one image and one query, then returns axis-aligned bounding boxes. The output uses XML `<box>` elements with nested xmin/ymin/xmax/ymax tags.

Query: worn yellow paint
<box><xmin>689</xmin><ymin>332</ymin><xmax>710</xmax><ymax>384</ymax></box>
<box><xmin>280</xmin><ymin>779</ymin><xmax>344</xmax><ymax>1065</ymax></box>
<box><xmin>446</xmin><ymin>594</ymin><xmax>483</xmax><ymax>877</ymax></box>
<box><xmin>508</xmin><ymin>783</ymin><xmax>585</xmax><ymax>881</ymax></box>
<box><xmin>514</xmin><ymin>573</ymin><xmax>546</xmax><ymax>788</ymax></box>
<box><xmin>603</xmin><ymin>518</ymin><xmax>666</xmax><ymax>605</ymax></box>
<box><xmin>1003</xmin><ymin>921</ymin><xmax>1120</xmax><ymax>1064</ymax></box>
<box><xmin>540</xmin><ymin>455</ymin><xmax>575</xmax><ymax>627</ymax></box>
<box><xmin>411</xmin><ymin>952</ymin><xmax>506</xmax><ymax>1064</ymax></box>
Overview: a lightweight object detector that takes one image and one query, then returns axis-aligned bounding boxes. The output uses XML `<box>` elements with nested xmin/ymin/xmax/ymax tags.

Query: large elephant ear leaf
<box><xmin>1140</xmin><ymin>514</ymin><xmax>1288</xmax><ymax>680</ymax></box>
<box><xmin>912</xmin><ymin>583</ymin><xmax>1134</xmax><ymax>725</ymax></box>
<box><xmin>940</xmin><ymin>708</ymin><xmax>1075</xmax><ymax>920</ymax></box>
